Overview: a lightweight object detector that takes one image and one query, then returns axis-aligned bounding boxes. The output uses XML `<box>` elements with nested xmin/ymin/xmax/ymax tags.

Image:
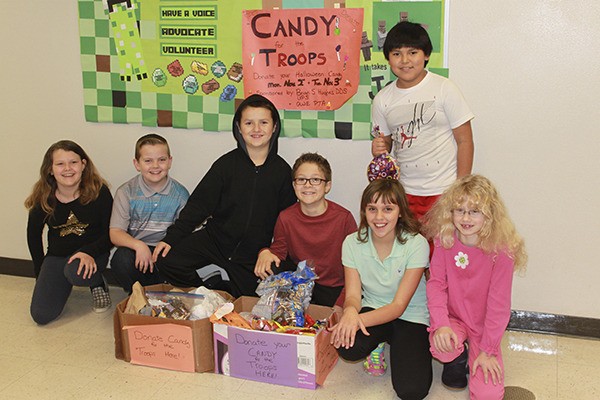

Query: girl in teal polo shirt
<box><xmin>329</xmin><ymin>179</ymin><xmax>432</xmax><ymax>400</ymax></box>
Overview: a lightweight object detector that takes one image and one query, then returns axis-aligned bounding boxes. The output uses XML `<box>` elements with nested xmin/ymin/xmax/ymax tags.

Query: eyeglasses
<box><xmin>452</xmin><ymin>208</ymin><xmax>482</xmax><ymax>217</ymax></box>
<box><xmin>293</xmin><ymin>177</ymin><xmax>328</xmax><ymax>186</ymax></box>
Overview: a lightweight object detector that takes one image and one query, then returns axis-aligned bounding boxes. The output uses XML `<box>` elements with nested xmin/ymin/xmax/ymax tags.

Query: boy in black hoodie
<box><xmin>153</xmin><ymin>94</ymin><xmax>297</xmax><ymax>296</ymax></box>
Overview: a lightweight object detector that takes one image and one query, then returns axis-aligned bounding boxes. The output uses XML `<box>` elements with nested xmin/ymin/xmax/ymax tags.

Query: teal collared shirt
<box><xmin>342</xmin><ymin>229</ymin><xmax>430</xmax><ymax>326</ymax></box>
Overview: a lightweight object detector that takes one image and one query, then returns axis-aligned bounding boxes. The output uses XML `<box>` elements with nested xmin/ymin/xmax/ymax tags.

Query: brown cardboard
<box><xmin>213</xmin><ymin>296</ymin><xmax>339</xmax><ymax>389</ymax></box>
<box><xmin>113</xmin><ymin>283</ymin><xmax>233</xmax><ymax>373</ymax></box>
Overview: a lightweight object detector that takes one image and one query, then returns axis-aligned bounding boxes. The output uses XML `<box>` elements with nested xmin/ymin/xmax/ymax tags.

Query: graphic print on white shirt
<box><xmin>390</xmin><ymin>100</ymin><xmax>436</xmax><ymax>152</ymax></box>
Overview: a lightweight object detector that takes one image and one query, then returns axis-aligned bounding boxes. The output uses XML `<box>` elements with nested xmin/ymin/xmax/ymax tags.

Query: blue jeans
<box><xmin>30</xmin><ymin>252</ymin><xmax>109</xmax><ymax>325</ymax></box>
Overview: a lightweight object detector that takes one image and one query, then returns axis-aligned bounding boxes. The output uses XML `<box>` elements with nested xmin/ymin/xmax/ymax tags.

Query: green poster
<box><xmin>78</xmin><ymin>0</ymin><xmax>446</xmax><ymax>139</ymax></box>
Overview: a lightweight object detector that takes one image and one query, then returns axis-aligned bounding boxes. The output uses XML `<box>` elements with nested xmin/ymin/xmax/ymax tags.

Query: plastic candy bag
<box><xmin>252</xmin><ymin>260</ymin><xmax>318</xmax><ymax>327</ymax></box>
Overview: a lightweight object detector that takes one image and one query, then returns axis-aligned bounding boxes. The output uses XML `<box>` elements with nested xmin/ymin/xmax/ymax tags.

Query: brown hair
<box><xmin>292</xmin><ymin>152</ymin><xmax>332</xmax><ymax>181</ymax></box>
<box><xmin>135</xmin><ymin>133</ymin><xmax>170</xmax><ymax>160</ymax></box>
<box><xmin>24</xmin><ymin>140</ymin><xmax>108</xmax><ymax>215</ymax></box>
<box><xmin>357</xmin><ymin>179</ymin><xmax>420</xmax><ymax>244</ymax></box>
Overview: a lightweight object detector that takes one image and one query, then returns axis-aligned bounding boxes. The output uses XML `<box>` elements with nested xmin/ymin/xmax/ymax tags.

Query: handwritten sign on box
<box><xmin>124</xmin><ymin>323</ymin><xmax>195</xmax><ymax>372</ymax></box>
<box><xmin>228</xmin><ymin>327</ymin><xmax>298</xmax><ymax>386</ymax></box>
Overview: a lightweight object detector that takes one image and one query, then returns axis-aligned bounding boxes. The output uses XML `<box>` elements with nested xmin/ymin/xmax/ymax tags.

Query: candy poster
<box><xmin>78</xmin><ymin>0</ymin><xmax>447</xmax><ymax>139</ymax></box>
<box><xmin>242</xmin><ymin>8</ymin><xmax>363</xmax><ymax>111</ymax></box>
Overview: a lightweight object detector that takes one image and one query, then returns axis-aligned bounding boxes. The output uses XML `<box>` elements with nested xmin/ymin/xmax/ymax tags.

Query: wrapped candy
<box><xmin>368</xmin><ymin>125</ymin><xmax>400</xmax><ymax>181</ymax></box>
<box><xmin>145</xmin><ymin>292</ymin><xmax>195</xmax><ymax>320</ymax></box>
<box><xmin>144</xmin><ymin>289</ymin><xmax>228</xmax><ymax>321</ymax></box>
<box><xmin>367</xmin><ymin>153</ymin><xmax>400</xmax><ymax>181</ymax></box>
<box><xmin>252</xmin><ymin>260</ymin><xmax>318</xmax><ymax>327</ymax></box>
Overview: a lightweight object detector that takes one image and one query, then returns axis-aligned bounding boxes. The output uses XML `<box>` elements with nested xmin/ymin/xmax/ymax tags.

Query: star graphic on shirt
<box><xmin>53</xmin><ymin>211</ymin><xmax>89</xmax><ymax>237</ymax></box>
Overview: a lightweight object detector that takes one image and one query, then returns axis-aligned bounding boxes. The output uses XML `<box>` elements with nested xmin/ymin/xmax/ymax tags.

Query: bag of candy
<box><xmin>252</xmin><ymin>260</ymin><xmax>318</xmax><ymax>327</ymax></box>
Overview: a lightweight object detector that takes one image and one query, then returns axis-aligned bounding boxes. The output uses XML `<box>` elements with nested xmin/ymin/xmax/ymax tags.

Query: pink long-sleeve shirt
<box><xmin>426</xmin><ymin>236</ymin><xmax>514</xmax><ymax>356</ymax></box>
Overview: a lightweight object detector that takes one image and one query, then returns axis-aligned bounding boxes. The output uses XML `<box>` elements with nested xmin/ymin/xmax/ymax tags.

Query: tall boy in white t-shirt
<box><xmin>371</xmin><ymin>21</ymin><xmax>474</xmax><ymax>221</ymax></box>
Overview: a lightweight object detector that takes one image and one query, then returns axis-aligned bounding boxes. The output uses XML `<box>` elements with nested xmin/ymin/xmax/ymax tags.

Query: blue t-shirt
<box><xmin>342</xmin><ymin>229</ymin><xmax>430</xmax><ymax>326</ymax></box>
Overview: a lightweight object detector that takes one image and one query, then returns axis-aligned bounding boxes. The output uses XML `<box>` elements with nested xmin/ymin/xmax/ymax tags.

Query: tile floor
<box><xmin>1</xmin><ymin>273</ymin><xmax>599</xmax><ymax>400</ymax></box>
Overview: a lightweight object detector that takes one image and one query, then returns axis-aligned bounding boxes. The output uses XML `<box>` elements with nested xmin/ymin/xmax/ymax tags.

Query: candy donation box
<box><xmin>114</xmin><ymin>283</ymin><xmax>233</xmax><ymax>373</ymax></box>
<box><xmin>212</xmin><ymin>296</ymin><xmax>339</xmax><ymax>389</ymax></box>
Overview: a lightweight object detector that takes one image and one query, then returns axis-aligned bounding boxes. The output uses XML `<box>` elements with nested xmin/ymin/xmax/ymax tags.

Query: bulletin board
<box><xmin>78</xmin><ymin>0</ymin><xmax>447</xmax><ymax>139</ymax></box>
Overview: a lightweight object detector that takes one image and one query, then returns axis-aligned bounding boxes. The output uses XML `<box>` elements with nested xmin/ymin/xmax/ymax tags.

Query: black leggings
<box><xmin>337</xmin><ymin>307</ymin><xmax>432</xmax><ymax>400</ymax></box>
<box><xmin>312</xmin><ymin>283</ymin><xmax>343</xmax><ymax>307</ymax></box>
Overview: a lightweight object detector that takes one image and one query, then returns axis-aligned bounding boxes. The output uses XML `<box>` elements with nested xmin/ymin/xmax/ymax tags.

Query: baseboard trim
<box><xmin>1</xmin><ymin>256</ymin><xmax>599</xmax><ymax>339</ymax></box>
<box><xmin>0</xmin><ymin>256</ymin><xmax>118</xmax><ymax>285</ymax></box>
<box><xmin>508</xmin><ymin>310</ymin><xmax>600</xmax><ymax>339</ymax></box>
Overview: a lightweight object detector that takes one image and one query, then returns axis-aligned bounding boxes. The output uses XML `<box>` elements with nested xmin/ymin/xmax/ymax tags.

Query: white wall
<box><xmin>2</xmin><ymin>1</ymin><xmax>599</xmax><ymax>318</ymax></box>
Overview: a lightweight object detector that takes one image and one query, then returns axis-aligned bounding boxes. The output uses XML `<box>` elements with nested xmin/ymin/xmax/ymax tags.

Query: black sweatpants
<box><xmin>156</xmin><ymin>228</ymin><xmax>294</xmax><ymax>297</ymax></box>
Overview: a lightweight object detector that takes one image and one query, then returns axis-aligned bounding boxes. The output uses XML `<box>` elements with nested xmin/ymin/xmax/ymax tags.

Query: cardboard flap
<box><xmin>315</xmin><ymin>325</ymin><xmax>339</xmax><ymax>386</ymax></box>
<box><xmin>113</xmin><ymin>299</ymin><xmax>127</xmax><ymax>361</ymax></box>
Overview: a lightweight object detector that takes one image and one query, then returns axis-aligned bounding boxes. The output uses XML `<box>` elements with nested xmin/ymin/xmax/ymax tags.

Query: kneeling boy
<box><xmin>109</xmin><ymin>134</ymin><xmax>189</xmax><ymax>293</ymax></box>
<box><xmin>254</xmin><ymin>153</ymin><xmax>357</xmax><ymax>307</ymax></box>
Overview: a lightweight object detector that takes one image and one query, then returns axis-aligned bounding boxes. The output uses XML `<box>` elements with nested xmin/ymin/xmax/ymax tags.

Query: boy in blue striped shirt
<box><xmin>109</xmin><ymin>134</ymin><xmax>189</xmax><ymax>293</ymax></box>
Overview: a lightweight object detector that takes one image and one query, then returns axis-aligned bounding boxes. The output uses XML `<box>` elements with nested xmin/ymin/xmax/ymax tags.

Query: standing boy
<box><xmin>254</xmin><ymin>153</ymin><xmax>357</xmax><ymax>308</ymax></box>
<box><xmin>367</xmin><ymin>20</ymin><xmax>475</xmax><ymax>378</ymax></box>
<box><xmin>109</xmin><ymin>134</ymin><xmax>189</xmax><ymax>294</ymax></box>
<box><xmin>153</xmin><ymin>94</ymin><xmax>297</xmax><ymax>297</ymax></box>
<box><xmin>371</xmin><ymin>21</ymin><xmax>474</xmax><ymax>220</ymax></box>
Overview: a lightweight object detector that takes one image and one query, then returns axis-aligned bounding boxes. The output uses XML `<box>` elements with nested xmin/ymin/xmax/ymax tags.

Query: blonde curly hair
<box><xmin>422</xmin><ymin>175</ymin><xmax>527</xmax><ymax>271</ymax></box>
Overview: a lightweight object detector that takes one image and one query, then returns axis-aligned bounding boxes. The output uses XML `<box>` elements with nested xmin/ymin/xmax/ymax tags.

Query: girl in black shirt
<box><xmin>25</xmin><ymin>140</ymin><xmax>113</xmax><ymax>324</ymax></box>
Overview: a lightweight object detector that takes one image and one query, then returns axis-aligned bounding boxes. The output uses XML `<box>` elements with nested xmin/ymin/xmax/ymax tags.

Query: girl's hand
<box><xmin>152</xmin><ymin>242</ymin><xmax>171</xmax><ymax>262</ymax></box>
<box><xmin>328</xmin><ymin>307</ymin><xmax>369</xmax><ymax>349</ymax></box>
<box><xmin>70</xmin><ymin>252</ymin><xmax>96</xmax><ymax>279</ymax></box>
<box><xmin>472</xmin><ymin>351</ymin><xmax>502</xmax><ymax>386</ymax></box>
<box><xmin>254</xmin><ymin>249</ymin><xmax>280</xmax><ymax>280</ymax></box>
<box><xmin>433</xmin><ymin>326</ymin><xmax>459</xmax><ymax>353</ymax></box>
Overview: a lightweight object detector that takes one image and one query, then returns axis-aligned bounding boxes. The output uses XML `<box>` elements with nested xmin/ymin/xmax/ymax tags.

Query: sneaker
<box><xmin>363</xmin><ymin>342</ymin><xmax>387</xmax><ymax>376</ymax></box>
<box><xmin>91</xmin><ymin>282</ymin><xmax>111</xmax><ymax>313</ymax></box>
<box><xmin>442</xmin><ymin>346</ymin><xmax>468</xmax><ymax>390</ymax></box>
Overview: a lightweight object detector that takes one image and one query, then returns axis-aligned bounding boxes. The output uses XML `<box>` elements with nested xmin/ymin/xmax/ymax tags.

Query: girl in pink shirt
<box><xmin>423</xmin><ymin>175</ymin><xmax>527</xmax><ymax>400</ymax></box>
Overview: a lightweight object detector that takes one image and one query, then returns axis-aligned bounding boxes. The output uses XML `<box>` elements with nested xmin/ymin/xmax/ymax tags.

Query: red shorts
<box><xmin>406</xmin><ymin>194</ymin><xmax>440</xmax><ymax>260</ymax></box>
<box><xmin>406</xmin><ymin>194</ymin><xmax>440</xmax><ymax>221</ymax></box>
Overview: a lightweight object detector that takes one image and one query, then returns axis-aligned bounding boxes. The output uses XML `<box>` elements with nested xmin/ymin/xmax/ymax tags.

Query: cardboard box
<box><xmin>114</xmin><ymin>283</ymin><xmax>233</xmax><ymax>373</ymax></box>
<box><xmin>213</xmin><ymin>296</ymin><xmax>339</xmax><ymax>389</ymax></box>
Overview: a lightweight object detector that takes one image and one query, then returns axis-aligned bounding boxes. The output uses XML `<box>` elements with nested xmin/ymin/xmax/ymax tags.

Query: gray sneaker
<box><xmin>91</xmin><ymin>284</ymin><xmax>111</xmax><ymax>313</ymax></box>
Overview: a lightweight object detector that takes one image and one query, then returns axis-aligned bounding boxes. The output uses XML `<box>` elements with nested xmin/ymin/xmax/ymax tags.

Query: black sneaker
<box><xmin>441</xmin><ymin>346</ymin><xmax>468</xmax><ymax>390</ymax></box>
